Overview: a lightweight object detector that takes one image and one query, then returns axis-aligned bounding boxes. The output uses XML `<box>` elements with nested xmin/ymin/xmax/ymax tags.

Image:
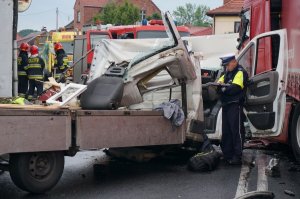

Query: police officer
<box><xmin>17</xmin><ymin>42</ymin><xmax>30</xmax><ymax>97</ymax></box>
<box><xmin>53</xmin><ymin>42</ymin><xmax>69</xmax><ymax>82</ymax></box>
<box><xmin>25</xmin><ymin>45</ymin><xmax>45</xmax><ymax>101</ymax></box>
<box><xmin>217</xmin><ymin>54</ymin><xmax>248</xmax><ymax>165</ymax></box>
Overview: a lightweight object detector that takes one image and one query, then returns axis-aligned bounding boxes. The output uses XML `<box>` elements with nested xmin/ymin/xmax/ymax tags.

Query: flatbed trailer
<box><xmin>0</xmin><ymin>107</ymin><xmax>185</xmax><ymax>193</ymax></box>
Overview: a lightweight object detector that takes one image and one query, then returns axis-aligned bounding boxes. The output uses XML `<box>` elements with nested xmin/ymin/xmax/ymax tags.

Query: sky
<box><xmin>18</xmin><ymin>0</ymin><xmax>223</xmax><ymax>31</ymax></box>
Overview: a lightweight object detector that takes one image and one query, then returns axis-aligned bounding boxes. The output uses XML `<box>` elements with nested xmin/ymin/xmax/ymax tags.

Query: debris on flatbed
<box><xmin>46</xmin><ymin>83</ymin><xmax>86</xmax><ymax>106</ymax></box>
<box><xmin>0</xmin><ymin>98</ymin><xmax>13</xmax><ymax>104</ymax></box>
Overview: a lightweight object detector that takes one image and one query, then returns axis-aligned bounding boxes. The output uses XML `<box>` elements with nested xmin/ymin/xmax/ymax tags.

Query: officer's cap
<box><xmin>220</xmin><ymin>54</ymin><xmax>236</xmax><ymax>66</ymax></box>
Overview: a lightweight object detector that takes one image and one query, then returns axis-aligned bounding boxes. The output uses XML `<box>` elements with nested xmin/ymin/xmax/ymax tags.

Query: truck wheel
<box><xmin>291</xmin><ymin>104</ymin><xmax>300</xmax><ymax>163</ymax></box>
<box><xmin>9</xmin><ymin>151</ymin><xmax>64</xmax><ymax>194</ymax></box>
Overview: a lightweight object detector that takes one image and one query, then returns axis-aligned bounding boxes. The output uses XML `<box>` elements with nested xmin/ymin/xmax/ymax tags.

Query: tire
<box><xmin>291</xmin><ymin>104</ymin><xmax>300</xmax><ymax>163</ymax></box>
<box><xmin>9</xmin><ymin>151</ymin><xmax>64</xmax><ymax>194</ymax></box>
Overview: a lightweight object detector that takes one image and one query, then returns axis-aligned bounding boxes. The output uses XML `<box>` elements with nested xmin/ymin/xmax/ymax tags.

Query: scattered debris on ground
<box><xmin>284</xmin><ymin>190</ymin><xmax>296</xmax><ymax>197</ymax></box>
<box><xmin>187</xmin><ymin>150</ymin><xmax>221</xmax><ymax>172</ymax></box>
<box><xmin>265</xmin><ymin>158</ymin><xmax>281</xmax><ymax>177</ymax></box>
<box><xmin>288</xmin><ymin>164</ymin><xmax>300</xmax><ymax>172</ymax></box>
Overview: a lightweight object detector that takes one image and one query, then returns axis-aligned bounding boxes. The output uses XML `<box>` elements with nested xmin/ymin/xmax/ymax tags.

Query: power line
<box><xmin>59</xmin><ymin>10</ymin><xmax>72</xmax><ymax>17</ymax></box>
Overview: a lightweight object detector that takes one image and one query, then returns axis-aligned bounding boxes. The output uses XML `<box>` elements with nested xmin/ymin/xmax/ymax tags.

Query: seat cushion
<box><xmin>80</xmin><ymin>76</ymin><xmax>124</xmax><ymax>110</ymax></box>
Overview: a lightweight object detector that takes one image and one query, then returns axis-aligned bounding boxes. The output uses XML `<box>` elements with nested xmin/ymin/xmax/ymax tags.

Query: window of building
<box><xmin>77</xmin><ymin>11</ymin><xmax>81</xmax><ymax>23</ymax></box>
<box><xmin>140</xmin><ymin>10</ymin><xmax>146</xmax><ymax>20</ymax></box>
<box><xmin>234</xmin><ymin>21</ymin><xmax>241</xmax><ymax>33</ymax></box>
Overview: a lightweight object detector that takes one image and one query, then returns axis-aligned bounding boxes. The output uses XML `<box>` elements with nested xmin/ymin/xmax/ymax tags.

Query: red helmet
<box><xmin>30</xmin><ymin>45</ymin><xmax>39</xmax><ymax>55</ymax></box>
<box><xmin>19</xmin><ymin>42</ymin><xmax>30</xmax><ymax>51</ymax></box>
<box><xmin>54</xmin><ymin>42</ymin><xmax>63</xmax><ymax>51</ymax></box>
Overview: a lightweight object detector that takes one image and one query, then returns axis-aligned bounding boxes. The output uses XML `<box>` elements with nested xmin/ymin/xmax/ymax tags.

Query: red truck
<box><xmin>237</xmin><ymin>0</ymin><xmax>300</xmax><ymax>161</ymax></box>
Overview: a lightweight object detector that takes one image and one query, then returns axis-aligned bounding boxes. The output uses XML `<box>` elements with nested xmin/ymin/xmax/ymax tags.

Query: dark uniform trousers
<box><xmin>218</xmin><ymin>65</ymin><xmax>248</xmax><ymax>161</ymax></box>
<box><xmin>18</xmin><ymin>75</ymin><xmax>28</xmax><ymax>97</ymax></box>
<box><xmin>221</xmin><ymin>103</ymin><xmax>245</xmax><ymax>160</ymax></box>
<box><xmin>28</xmin><ymin>80</ymin><xmax>43</xmax><ymax>99</ymax></box>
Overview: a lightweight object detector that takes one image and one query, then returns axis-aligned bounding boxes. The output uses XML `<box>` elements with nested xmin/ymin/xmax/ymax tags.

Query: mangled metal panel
<box><xmin>89</xmin><ymin>34</ymin><xmax>238</xmax><ymax>83</ymax></box>
<box><xmin>185</xmin><ymin>33</ymin><xmax>239</xmax><ymax>71</ymax></box>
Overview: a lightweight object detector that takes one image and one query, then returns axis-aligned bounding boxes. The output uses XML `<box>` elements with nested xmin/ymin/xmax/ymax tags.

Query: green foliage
<box><xmin>18</xmin><ymin>29</ymin><xmax>38</xmax><ymax>37</ymax></box>
<box><xmin>173</xmin><ymin>3</ymin><xmax>212</xmax><ymax>26</ymax></box>
<box><xmin>94</xmin><ymin>1</ymin><xmax>140</xmax><ymax>25</ymax></box>
<box><xmin>146</xmin><ymin>13</ymin><xmax>162</xmax><ymax>21</ymax></box>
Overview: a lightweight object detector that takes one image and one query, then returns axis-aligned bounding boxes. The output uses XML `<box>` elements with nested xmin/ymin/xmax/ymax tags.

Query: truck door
<box><xmin>238</xmin><ymin>29</ymin><xmax>288</xmax><ymax>137</ymax></box>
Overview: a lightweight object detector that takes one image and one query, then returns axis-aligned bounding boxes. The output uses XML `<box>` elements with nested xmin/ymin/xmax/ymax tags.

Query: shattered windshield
<box><xmin>128</xmin><ymin>13</ymin><xmax>176</xmax><ymax>68</ymax></box>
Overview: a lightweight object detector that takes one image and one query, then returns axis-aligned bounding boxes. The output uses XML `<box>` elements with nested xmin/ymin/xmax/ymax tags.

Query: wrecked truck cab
<box><xmin>86</xmin><ymin>12</ymin><xmax>197</xmax><ymax>108</ymax></box>
<box><xmin>85</xmin><ymin>12</ymin><xmax>239</xmax><ymax>142</ymax></box>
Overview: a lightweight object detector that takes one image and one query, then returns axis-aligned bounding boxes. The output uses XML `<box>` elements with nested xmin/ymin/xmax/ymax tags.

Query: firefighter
<box><xmin>53</xmin><ymin>42</ymin><xmax>69</xmax><ymax>82</ymax></box>
<box><xmin>25</xmin><ymin>45</ymin><xmax>45</xmax><ymax>101</ymax></box>
<box><xmin>17</xmin><ymin>42</ymin><xmax>30</xmax><ymax>97</ymax></box>
<box><xmin>217</xmin><ymin>54</ymin><xmax>248</xmax><ymax>165</ymax></box>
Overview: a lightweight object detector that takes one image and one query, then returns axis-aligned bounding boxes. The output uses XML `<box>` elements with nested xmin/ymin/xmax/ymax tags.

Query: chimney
<box><xmin>224</xmin><ymin>0</ymin><xmax>231</xmax><ymax>5</ymax></box>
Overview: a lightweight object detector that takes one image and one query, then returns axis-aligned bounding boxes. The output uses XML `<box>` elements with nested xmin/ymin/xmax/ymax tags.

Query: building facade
<box><xmin>74</xmin><ymin>0</ymin><xmax>161</xmax><ymax>31</ymax></box>
<box><xmin>206</xmin><ymin>0</ymin><xmax>244</xmax><ymax>35</ymax></box>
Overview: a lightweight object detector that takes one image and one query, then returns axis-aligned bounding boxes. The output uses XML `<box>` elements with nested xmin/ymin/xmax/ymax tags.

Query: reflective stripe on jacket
<box><xmin>25</xmin><ymin>56</ymin><xmax>45</xmax><ymax>80</ymax></box>
<box><xmin>54</xmin><ymin>50</ymin><xmax>68</xmax><ymax>72</ymax></box>
<box><xmin>18</xmin><ymin>71</ymin><xmax>27</xmax><ymax>76</ymax></box>
<box><xmin>219</xmin><ymin>70</ymin><xmax>244</xmax><ymax>89</ymax></box>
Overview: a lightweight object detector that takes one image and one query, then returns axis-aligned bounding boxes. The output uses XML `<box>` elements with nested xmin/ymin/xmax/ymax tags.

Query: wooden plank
<box><xmin>0</xmin><ymin>104</ymin><xmax>68</xmax><ymax>110</ymax></box>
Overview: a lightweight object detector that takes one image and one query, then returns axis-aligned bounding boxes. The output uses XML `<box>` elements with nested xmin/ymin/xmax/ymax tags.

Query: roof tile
<box><xmin>207</xmin><ymin>0</ymin><xmax>244</xmax><ymax>16</ymax></box>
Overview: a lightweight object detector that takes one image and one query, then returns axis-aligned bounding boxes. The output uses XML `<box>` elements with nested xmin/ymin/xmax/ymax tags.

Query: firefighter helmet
<box><xmin>54</xmin><ymin>42</ymin><xmax>63</xmax><ymax>51</ymax></box>
<box><xmin>30</xmin><ymin>45</ymin><xmax>39</xmax><ymax>56</ymax></box>
<box><xmin>19</xmin><ymin>42</ymin><xmax>30</xmax><ymax>51</ymax></box>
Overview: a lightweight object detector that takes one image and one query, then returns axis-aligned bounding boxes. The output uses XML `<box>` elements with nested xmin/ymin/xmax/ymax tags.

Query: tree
<box><xmin>146</xmin><ymin>13</ymin><xmax>162</xmax><ymax>21</ymax></box>
<box><xmin>94</xmin><ymin>1</ymin><xmax>140</xmax><ymax>25</ymax></box>
<box><xmin>18</xmin><ymin>29</ymin><xmax>38</xmax><ymax>37</ymax></box>
<box><xmin>173</xmin><ymin>3</ymin><xmax>212</xmax><ymax>26</ymax></box>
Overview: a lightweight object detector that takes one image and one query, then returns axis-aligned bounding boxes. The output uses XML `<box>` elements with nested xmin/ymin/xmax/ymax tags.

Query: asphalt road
<box><xmin>0</xmin><ymin>148</ymin><xmax>299</xmax><ymax>199</ymax></box>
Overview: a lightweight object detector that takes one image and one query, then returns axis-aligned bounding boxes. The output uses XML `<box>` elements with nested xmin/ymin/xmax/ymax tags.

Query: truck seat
<box><xmin>202</xmin><ymin>85</ymin><xmax>219</xmax><ymax>102</ymax></box>
<box><xmin>80</xmin><ymin>76</ymin><xmax>124</xmax><ymax>110</ymax></box>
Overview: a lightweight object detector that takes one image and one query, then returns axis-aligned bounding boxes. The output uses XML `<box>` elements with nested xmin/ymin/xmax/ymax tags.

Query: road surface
<box><xmin>0</xmin><ymin>148</ymin><xmax>299</xmax><ymax>199</ymax></box>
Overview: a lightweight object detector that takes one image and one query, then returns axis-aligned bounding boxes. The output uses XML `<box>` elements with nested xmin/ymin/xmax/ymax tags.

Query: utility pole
<box><xmin>56</xmin><ymin>7</ymin><xmax>58</xmax><ymax>31</ymax></box>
